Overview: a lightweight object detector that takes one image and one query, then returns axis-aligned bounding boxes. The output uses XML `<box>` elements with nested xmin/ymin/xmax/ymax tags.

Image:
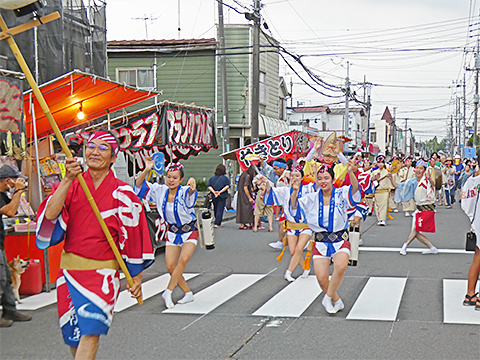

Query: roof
<box><xmin>107</xmin><ymin>38</ymin><xmax>217</xmax><ymax>51</ymax></box>
<box><xmin>24</xmin><ymin>70</ymin><xmax>158</xmax><ymax>141</ymax></box>
<box><xmin>291</xmin><ymin>106</ymin><xmax>330</xmax><ymax>113</ymax></box>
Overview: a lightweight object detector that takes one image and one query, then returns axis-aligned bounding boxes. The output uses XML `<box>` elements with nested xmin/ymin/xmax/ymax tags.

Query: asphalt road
<box><xmin>1</xmin><ymin>199</ymin><xmax>479</xmax><ymax>360</ymax></box>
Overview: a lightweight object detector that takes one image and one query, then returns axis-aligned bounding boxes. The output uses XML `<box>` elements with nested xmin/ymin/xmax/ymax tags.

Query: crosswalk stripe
<box><xmin>346</xmin><ymin>277</ymin><xmax>407</xmax><ymax>321</ymax></box>
<box><xmin>443</xmin><ymin>279</ymin><xmax>480</xmax><ymax>325</ymax></box>
<box><xmin>114</xmin><ymin>273</ymin><xmax>199</xmax><ymax>313</ymax></box>
<box><xmin>252</xmin><ymin>275</ymin><xmax>322</xmax><ymax>317</ymax></box>
<box><xmin>163</xmin><ymin>274</ymin><xmax>266</xmax><ymax>315</ymax></box>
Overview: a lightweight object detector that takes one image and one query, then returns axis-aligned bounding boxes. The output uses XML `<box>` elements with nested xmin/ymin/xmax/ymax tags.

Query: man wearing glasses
<box><xmin>36</xmin><ymin>130</ymin><xmax>154</xmax><ymax>360</ymax></box>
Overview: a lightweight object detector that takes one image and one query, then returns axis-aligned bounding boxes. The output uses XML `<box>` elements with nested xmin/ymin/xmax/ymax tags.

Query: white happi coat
<box><xmin>269</xmin><ymin>184</ymin><xmax>316</xmax><ymax>223</ymax></box>
<box><xmin>298</xmin><ymin>186</ymin><xmax>361</xmax><ymax>233</ymax></box>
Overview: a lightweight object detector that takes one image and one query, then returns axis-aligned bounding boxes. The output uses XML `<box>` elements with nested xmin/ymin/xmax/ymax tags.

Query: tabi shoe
<box><xmin>359</xmin><ymin>238</ymin><xmax>364</xmax><ymax>246</ymax></box>
<box><xmin>300</xmin><ymin>269</ymin><xmax>310</xmax><ymax>278</ymax></box>
<box><xmin>162</xmin><ymin>289</ymin><xmax>175</xmax><ymax>309</ymax></box>
<box><xmin>393</xmin><ymin>209</ymin><xmax>399</xmax><ymax>213</ymax></box>
<box><xmin>269</xmin><ymin>240</ymin><xmax>283</xmax><ymax>250</ymax></box>
<box><xmin>284</xmin><ymin>270</ymin><xmax>295</xmax><ymax>282</ymax></box>
<box><xmin>404</xmin><ymin>212</ymin><xmax>411</xmax><ymax>217</ymax></box>
<box><xmin>2</xmin><ymin>311</ymin><xmax>32</xmax><ymax>322</ymax></box>
<box><xmin>377</xmin><ymin>220</ymin><xmax>386</xmax><ymax>226</ymax></box>
<box><xmin>177</xmin><ymin>291</ymin><xmax>194</xmax><ymax>304</ymax></box>
<box><xmin>0</xmin><ymin>318</ymin><xmax>13</xmax><ymax>327</ymax></box>
<box><xmin>322</xmin><ymin>295</ymin><xmax>336</xmax><ymax>314</ymax></box>
<box><xmin>400</xmin><ymin>243</ymin><xmax>408</xmax><ymax>256</ymax></box>
<box><xmin>422</xmin><ymin>247</ymin><xmax>439</xmax><ymax>255</ymax></box>
<box><xmin>333</xmin><ymin>298</ymin><xmax>344</xmax><ymax>313</ymax></box>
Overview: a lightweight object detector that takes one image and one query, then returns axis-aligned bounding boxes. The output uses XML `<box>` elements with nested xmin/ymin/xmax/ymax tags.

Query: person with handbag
<box><xmin>460</xmin><ymin>164</ymin><xmax>480</xmax><ymax>311</ymax></box>
<box><xmin>207</xmin><ymin>164</ymin><xmax>230</xmax><ymax>228</ymax></box>
<box><xmin>388</xmin><ymin>159</ymin><xmax>439</xmax><ymax>255</ymax></box>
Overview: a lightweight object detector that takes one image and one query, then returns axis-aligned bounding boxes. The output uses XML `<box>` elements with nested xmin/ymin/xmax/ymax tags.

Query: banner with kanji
<box><xmin>236</xmin><ymin>131</ymin><xmax>310</xmax><ymax>171</ymax></box>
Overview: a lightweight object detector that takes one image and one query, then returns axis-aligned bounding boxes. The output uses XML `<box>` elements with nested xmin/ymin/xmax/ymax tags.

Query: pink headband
<box><xmin>88</xmin><ymin>131</ymin><xmax>119</xmax><ymax>154</ymax></box>
<box><xmin>166</xmin><ymin>162</ymin><xmax>183</xmax><ymax>172</ymax></box>
<box><xmin>292</xmin><ymin>164</ymin><xmax>303</xmax><ymax>173</ymax></box>
<box><xmin>317</xmin><ymin>163</ymin><xmax>333</xmax><ymax>174</ymax></box>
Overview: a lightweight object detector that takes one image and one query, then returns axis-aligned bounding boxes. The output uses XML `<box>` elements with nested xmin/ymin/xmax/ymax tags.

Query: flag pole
<box><xmin>0</xmin><ymin>13</ymin><xmax>142</xmax><ymax>305</ymax></box>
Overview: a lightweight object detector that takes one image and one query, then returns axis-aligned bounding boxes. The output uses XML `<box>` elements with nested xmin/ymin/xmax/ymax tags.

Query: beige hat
<box><xmin>322</xmin><ymin>132</ymin><xmax>337</xmax><ymax>157</ymax></box>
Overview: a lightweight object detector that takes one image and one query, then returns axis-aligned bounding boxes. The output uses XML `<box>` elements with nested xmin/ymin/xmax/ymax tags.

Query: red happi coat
<box><xmin>36</xmin><ymin>170</ymin><xmax>154</xmax><ymax>276</ymax></box>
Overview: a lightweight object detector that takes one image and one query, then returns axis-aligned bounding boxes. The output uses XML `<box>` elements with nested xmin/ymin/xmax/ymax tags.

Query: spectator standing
<box><xmin>236</xmin><ymin>166</ymin><xmax>256</xmax><ymax>229</ymax></box>
<box><xmin>443</xmin><ymin>157</ymin><xmax>456</xmax><ymax>208</ymax></box>
<box><xmin>207</xmin><ymin>164</ymin><xmax>230</xmax><ymax>228</ymax></box>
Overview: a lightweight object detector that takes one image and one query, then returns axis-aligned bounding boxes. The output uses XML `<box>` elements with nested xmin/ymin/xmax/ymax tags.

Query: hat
<box><xmin>446</xmin><ymin>157</ymin><xmax>453</xmax><ymax>162</ymax></box>
<box><xmin>0</xmin><ymin>165</ymin><xmax>28</xmax><ymax>180</ymax></box>
<box><xmin>454</xmin><ymin>154</ymin><xmax>461</xmax><ymax>159</ymax></box>
<box><xmin>376</xmin><ymin>153</ymin><xmax>386</xmax><ymax>163</ymax></box>
<box><xmin>322</xmin><ymin>132</ymin><xmax>337</xmax><ymax>157</ymax></box>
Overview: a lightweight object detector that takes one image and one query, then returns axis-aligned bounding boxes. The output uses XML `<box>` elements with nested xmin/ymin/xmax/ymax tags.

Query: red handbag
<box><xmin>415</xmin><ymin>210</ymin><xmax>436</xmax><ymax>233</ymax></box>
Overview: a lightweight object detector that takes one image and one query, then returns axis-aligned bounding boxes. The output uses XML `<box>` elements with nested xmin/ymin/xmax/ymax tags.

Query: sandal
<box><xmin>476</xmin><ymin>299</ymin><xmax>480</xmax><ymax>311</ymax></box>
<box><xmin>463</xmin><ymin>293</ymin><xmax>478</xmax><ymax>306</ymax></box>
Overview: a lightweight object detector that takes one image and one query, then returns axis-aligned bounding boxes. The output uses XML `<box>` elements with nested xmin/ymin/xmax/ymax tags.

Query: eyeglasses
<box><xmin>86</xmin><ymin>142</ymin><xmax>109</xmax><ymax>152</ymax></box>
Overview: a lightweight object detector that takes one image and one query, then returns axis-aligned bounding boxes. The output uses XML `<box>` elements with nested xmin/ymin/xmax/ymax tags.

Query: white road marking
<box><xmin>252</xmin><ymin>276</ymin><xmax>322</xmax><ymax>317</ymax></box>
<box><xmin>443</xmin><ymin>279</ymin><xmax>480</xmax><ymax>325</ymax></box>
<box><xmin>114</xmin><ymin>273</ymin><xmax>199</xmax><ymax>312</ymax></box>
<box><xmin>359</xmin><ymin>247</ymin><xmax>471</xmax><ymax>254</ymax></box>
<box><xmin>347</xmin><ymin>277</ymin><xmax>407</xmax><ymax>321</ymax></box>
<box><xmin>163</xmin><ymin>274</ymin><xmax>266</xmax><ymax>314</ymax></box>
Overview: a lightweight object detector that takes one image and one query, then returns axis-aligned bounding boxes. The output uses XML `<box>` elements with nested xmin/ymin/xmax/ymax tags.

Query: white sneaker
<box><xmin>422</xmin><ymin>247</ymin><xmax>439</xmax><ymax>255</ymax></box>
<box><xmin>269</xmin><ymin>241</ymin><xmax>283</xmax><ymax>250</ymax></box>
<box><xmin>400</xmin><ymin>243</ymin><xmax>407</xmax><ymax>256</ymax></box>
<box><xmin>358</xmin><ymin>238</ymin><xmax>364</xmax><ymax>246</ymax></box>
<box><xmin>333</xmin><ymin>298</ymin><xmax>344</xmax><ymax>313</ymax></box>
<box><xmin>404</xmin><ymin>212</ymin><xmax>410</xmax><ymax>217</ymax></box>
<box><xmin>177</xmin><ymin>291</ymin><xmax>194</xmax><ymax>304</ymax></box>
<box><xmin>322</xmin><ymin>295</ymin><xmax>336</xmax><ymax>314</ymax></box>
<box><xmin>162</xmin><ymin>290</ymin><xmax>175</xmax><ymax>309</ymax></box>
<box><xmin>377</xmin><ymin>220</ymin><xmax>386</xmax><ymax>226</ymax></box>
<box><xmin>284</xmin><ymin>270</ymin><xmax>295</xmax><ymax>282</ymax></box>
<box><xmin>393</xmin><ymin>209</ymin><xmax>399</xmax><ymax>213</ymax></box>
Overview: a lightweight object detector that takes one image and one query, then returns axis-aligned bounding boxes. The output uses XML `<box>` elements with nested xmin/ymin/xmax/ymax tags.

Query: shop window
<box><xmin>370</xmin><ymin>132</ymin><xmax>377</xmax><ymax>143</ymax></box>
<box><xmin>117</xmin><ymin>68</ymin><xmax>154</xmax><ymax>90</ymax></box>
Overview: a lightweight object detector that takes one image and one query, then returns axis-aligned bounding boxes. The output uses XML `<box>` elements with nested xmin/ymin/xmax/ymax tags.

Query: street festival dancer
<box><xmin>397</xmin><ymin>156</ymin><xmax>416</xmax><ymax>216</ymax></box>
<box><xmin>36</xmin><ymin>131</ymin><xmax>154</xmax><ymax>359</ymax></box>
<box><xmin>264</xmin><ymin>164</ymin><xmax>316</xmax><ymax>282</ymax></box>
<box><xmin>293</xmin><ymin>159</ymin><xmax>361</xmax><ymax>314</ymax></box>
<box><xmin>135</xmin><ymin>159</ymin><xmax>198</xmax><ymax>309</ymax></box>
<box><xmin>390</xmin><ymin>159</ymin><xmax>439</xmax><ymax>255</ymax></box>
<box><xmin>371</xmin><ymin>153</ymin><xmax>395</xmax><ymax>226</ymax></box>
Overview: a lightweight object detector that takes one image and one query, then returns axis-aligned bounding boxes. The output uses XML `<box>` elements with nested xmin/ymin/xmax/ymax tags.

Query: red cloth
<box><xmin>415</xmin><ymin>211</ymin><xmax>435</xmax><ymax>233</ymax></box>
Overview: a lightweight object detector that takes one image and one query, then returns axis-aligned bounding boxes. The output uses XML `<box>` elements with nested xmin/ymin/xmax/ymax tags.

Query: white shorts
<box><xmin>287</xmin><ymin>228</ymin><xmax>312</xmax><ymax>237</ymax></box>
<box><xmin>312</xmin><ymin>240</ymin><xmax>351</xmax><ymax>259</ymax></box>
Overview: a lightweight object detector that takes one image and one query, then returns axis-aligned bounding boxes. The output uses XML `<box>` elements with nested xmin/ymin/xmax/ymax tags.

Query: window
<box><xmin>259</xmin><ymin>72</ymin><xmax>268</xmax><ymax>105</ymax></box>
<box><xmin>117</xmin><ymin>68</ymin><xmax>154</xmax><ymax>89</ymax></box>
<box><xmin>370</xmin><ymin>132</ymin><xmax>377</xmax><ymax>143</ymax></box>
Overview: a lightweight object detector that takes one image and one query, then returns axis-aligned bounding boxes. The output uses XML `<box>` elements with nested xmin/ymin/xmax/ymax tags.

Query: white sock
<box><xmin>284</xmin><ymin>270</ymin><xmax>295</xmax><ymax>282</ymax></box>
<box><xmin>301</xmin><ymin>269</ymin><xmax>310</xmax><ymax>278</ymax></box>
<box><xmin>177</xmin><ymin>291</ymin><xmax>194</xmax><ymax>304</ymax></box>
<box><xmin>162</xmin><ymin>289</ymin><xmax>175</xmax><ymax>309</ymax></box>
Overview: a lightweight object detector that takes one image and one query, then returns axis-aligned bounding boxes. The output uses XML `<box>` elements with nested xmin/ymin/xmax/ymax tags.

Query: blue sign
<box><xmin>152</xmin><ymin>152</ymin><xmax>165</xmax><ymax>174</ymax></box>
<box><xmin>465</xmin><ymin>146</ymin><xmax>477</xmax><ymax>159</ymax></box>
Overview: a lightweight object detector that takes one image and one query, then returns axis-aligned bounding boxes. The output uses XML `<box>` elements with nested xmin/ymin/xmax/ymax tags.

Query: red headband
<box><xmin>88</xmin><ymin>131</ymin><xmax>119</xmax><ymax>154</ymax></box>
<box><xmin>317</xmin><ymin>163</ymin><xmax>333</xmax><ymax>174</ymax></box>
<box><xmin>166</xmin><ymin>162</ymin><xmax>183</xmax><ymax>172</ymax></box>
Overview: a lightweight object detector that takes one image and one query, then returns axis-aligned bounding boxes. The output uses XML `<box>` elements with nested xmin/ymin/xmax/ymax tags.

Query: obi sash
<box><xmin>315</xmin><ymin>229</ymin><xmax>349</xmax><ymax>243</ymax></box>
<box><xmin>168</xmin><ymin>220</ymin><xmax>198</xmax><ymax>244</ymax></box>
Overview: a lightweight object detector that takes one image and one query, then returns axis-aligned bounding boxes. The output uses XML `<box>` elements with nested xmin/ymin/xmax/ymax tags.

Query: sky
<box><xmin>105</xmin><ymin>0</ymin><xmax>480</xmax><ymax>142</ymax></box>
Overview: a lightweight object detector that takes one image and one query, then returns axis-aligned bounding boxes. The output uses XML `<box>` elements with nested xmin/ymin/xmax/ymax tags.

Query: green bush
<box><xmin>196</xmin><ymin>179</ymin><xmax>208</xmax><ymax>192</ymax></box>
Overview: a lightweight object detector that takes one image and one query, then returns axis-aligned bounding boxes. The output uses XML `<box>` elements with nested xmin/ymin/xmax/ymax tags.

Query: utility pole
<box><xmin>249</xmin><ymin>0</ymin><xmax>261</xmax><ymax>144</ymax></box>
<box><xmin>475</xmin><ymin>50</ymin><xmax>479</xmax><ymax>148</ymax></box>
<box><xmin>344</xmin><ymin>61</ymin><xmax>350</xmax><ymax>137</ymax></box>
<box><xmin>290</xmin><ymin>77</ymin><xmax>293</xmax><ymax>108</ymax></box>
<box><xmin>450</xmin><ymin>116</ymin><xmax>454</xmax><ymax>155</ymax></box>
<box><xmin>404</xmin><ymin>118</ymin><xmax>408</xmax><ymax>155</ymax></box>
<box><xmin>391</xmin><ymin>107</ymin><xmax>397</xmax><ymax>158</ymax></box>
<box><xmin>218</xmin><ymin>0</ymin><xmax>230</xmax><ymax>155</ymax></box>
<box><xmin>463</xmin><ymin>74</ymin><xmax>466</xmax><ymax>158</ymax></box>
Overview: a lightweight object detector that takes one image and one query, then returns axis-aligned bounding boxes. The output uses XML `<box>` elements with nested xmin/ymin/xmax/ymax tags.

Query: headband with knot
<box><xmin>88</xmin><ymin>131</ymin><xmax>119</xmax><ymax>154</ymax></box>
<box><xmin>273</xmin><ymin>161</ymin><xmax>287</xmax><ymax>169</ymax></box>
<box><xmin>166</xmin><ymin>162</ymin><xmax>183</xmax><ymax>172</ymax></box>
<box><xmin>292</xmin><ymin>164</ymin><xmax>303</xmax><ymax>173</ymax></box>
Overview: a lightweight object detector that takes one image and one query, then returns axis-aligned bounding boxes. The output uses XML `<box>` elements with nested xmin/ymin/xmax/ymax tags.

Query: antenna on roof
<box><xmin>132</xmin><ymin>13</ymin><xmax>160</xmax><ymax>39</ymax></box>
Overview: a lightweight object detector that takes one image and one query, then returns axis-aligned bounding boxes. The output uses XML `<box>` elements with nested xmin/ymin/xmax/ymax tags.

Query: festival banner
<box><xmin>0</xmin><ymin>73</ymin><xmax>25</xmax><ymax>159</ymax></box>
<box><xmin>235</xmin><ymin>131</ymin><xmax>310</xmax><ymax>171</ymax></box>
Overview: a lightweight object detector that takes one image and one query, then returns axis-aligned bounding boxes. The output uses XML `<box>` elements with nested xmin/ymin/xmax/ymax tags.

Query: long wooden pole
<box><xmin>0</xmin><ymin>13</ymin><xmax>142</xmax><ymax>304</ymax></box>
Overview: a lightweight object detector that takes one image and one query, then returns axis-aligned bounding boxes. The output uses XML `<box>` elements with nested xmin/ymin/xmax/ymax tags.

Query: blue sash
<box><xmin>318</xmin><ymin>188</ymin><xmax>335</xmax><ymax>232</ymax></box>
<box><xmin>290</xmin><ymin>185</ymin><xmax>303</xmax><ymax>223</ymax></box>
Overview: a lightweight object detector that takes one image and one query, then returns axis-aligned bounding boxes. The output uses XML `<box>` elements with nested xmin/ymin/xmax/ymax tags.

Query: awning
<box><xmin>259</xmin><ymin>114</ymin><xmax>289</xmax><ymax>137</ymax></box>
<box><xmin>23</xmin><ymin>70</ymin><xmax>158</xmax><ymax>141</ymax></box>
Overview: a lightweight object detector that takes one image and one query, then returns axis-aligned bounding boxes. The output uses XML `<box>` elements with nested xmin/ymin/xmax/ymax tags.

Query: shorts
<box><xmin>286</xmin><ymin>228</ymin><xmax>312</xmax><ymax>237</ymax></box>
<box><xmin>312</xmin><ymin>240</ymin><xmax>351</xmax><ymax>259</ymax></box>
<box><xmin>254</xmin><ymin>202</ymin><xmax>273</xmax><ymax>217</ymax></box>
<box><xmin>165</xmin><ymin>230</ymin><xmax>199</xmax><ymax>247</ymax></box>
